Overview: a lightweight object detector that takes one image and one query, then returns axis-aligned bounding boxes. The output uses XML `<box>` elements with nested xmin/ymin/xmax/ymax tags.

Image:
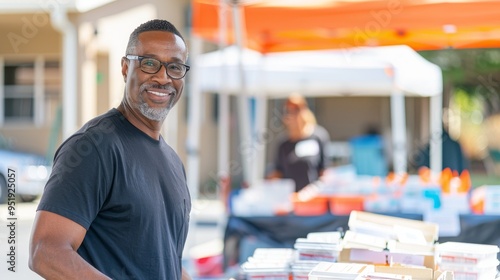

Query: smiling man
<box><xmin>29</xmin><ymin>19</ymin><xmax>192</xmax><ymax>280</ymax></box>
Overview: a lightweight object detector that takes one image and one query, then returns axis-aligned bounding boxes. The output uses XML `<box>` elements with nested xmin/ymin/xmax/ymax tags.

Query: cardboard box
<box><xmin>348</xmin><ymin>211</ymin><xmax>439</xmax><ymax>244</ymax></box>
<box><xmin>387</xmin><ymin>240</ymin><xmax>435</xmax><ymax>256</ymax></box>
<box><xmin>375</xmin><ymin>265</ymin><xmax>434</xmax><ymax>280</ymax></box>
<box><xmin>342</xmin><ymin>230</ymin><xmax>387</xmax><ymax>251</ymax></box>
<box><xmin>339</xmin><ymin>248</ymin><xmax>436</xmax><ymax>270</ymax></box>
<box><xmin>308</xmin><ymin>262</ymin><xmax>374</xmax><ymax>280</ymax></box>
<box><xmin>355</xmin><ymin>272</ymin><xmax>412</xmax><ymax>280</ymax></box>
<box><xmin>433</xmin><ymin>270</ymin><xmax>454</xmax><ymax>280</ymax></box>
<box><xmin>375</xmin><ymin>266</ymin><xmax>454</xmax><ymax>280</ymax></box>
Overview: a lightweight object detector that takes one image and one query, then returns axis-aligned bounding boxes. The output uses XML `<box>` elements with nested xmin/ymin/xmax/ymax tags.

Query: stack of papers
<box><xmin>355</xmin><ymin>272</ymin><xmax>412</xmax><ymax>279</ymax></box>
<box><xmin>295</xmin><ymin>231</ymin><xmax>343</xmax><ymax>262</ymax></box>
<box><xmin>292</xmin><ymin>232</ymin><xmax>344</xmax><ymax>279</ymax></box>
<box><xmin>240</xmin><ymin>248</ymin><xmax>294</xmax><ymax>280</ymax></box>
<box><xmin>436</xmin><ymin>242</ymin><xmax>499</xmax><ymax>280</ymax></box>
<box><xmin>308</xmin><ymin>262</ymin><xmax>374</xmax><ymax>280</ymax></box>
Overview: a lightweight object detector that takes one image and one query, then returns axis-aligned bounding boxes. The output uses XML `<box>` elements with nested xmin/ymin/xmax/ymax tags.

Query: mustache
<box><xmin>140</xmin><ymin>83</ymin><xmax>176</xmax><ymax>93</ymax></box>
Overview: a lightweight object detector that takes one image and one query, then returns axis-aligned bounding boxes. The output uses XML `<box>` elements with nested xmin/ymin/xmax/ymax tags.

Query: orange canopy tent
<box><xmin>192</xmin><ymin>0</ymin><xmax>500</xmax><ymax>53</ymax></box>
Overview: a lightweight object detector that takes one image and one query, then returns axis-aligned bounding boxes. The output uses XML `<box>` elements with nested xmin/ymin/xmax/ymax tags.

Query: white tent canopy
<box><xmin>193</xmin><ymin>44</ymin><xmax>443</xmax><ymax>184</ymax></box>
<box><xmin>198</xmin><ymin>45</ymin><xmax>442</xmax><ymax>97</ymax></box>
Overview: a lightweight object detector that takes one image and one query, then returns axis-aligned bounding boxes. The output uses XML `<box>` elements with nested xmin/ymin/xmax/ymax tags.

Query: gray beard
<box><xmin>138</xmin><ymin>102</ymin><xmax>170</xmax><ymax>121</ymax></box>
<box><xmin>135</xmin><ymin>87</ymin><xmax>176</xmax><ymax>121</ymax></box>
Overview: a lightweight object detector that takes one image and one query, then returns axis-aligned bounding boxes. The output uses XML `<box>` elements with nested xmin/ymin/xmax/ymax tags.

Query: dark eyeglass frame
<box><xmin>125</xmin><ymin>55</ymin><xmax>190</xmax><ymax>80</ymax></box>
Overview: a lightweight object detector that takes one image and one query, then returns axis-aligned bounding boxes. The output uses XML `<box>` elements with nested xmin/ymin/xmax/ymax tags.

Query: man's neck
<box><xmin>117</xmin><ymin>104</ymin><xmax>163</xmax><ymax>140</ymax></box>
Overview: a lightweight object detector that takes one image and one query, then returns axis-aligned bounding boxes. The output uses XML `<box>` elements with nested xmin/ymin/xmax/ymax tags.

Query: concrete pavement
<box><xmin>0</xmin><ymin>201</ymin><xmax>42</xmax><ymax>280</ymax></box>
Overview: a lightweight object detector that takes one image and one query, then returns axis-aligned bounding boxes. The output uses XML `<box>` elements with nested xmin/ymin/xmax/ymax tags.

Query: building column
<box><xmin>51</xmin><ymin>5</ymin><xmax>77</xmax><ymax>139</ymax></box>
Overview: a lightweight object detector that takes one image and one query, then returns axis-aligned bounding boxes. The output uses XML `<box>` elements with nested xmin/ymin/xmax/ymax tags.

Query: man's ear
<box><xmin>121</xmin><ymin>57</ymin><xmax>128</xmax><ymax>82</ymax></box>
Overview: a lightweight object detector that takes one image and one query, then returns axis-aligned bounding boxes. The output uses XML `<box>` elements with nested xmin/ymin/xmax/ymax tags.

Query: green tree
<box><xmin>419</xmin><ymin>49</ymin><xmax>500</xmax><ymax>117</ymax></box>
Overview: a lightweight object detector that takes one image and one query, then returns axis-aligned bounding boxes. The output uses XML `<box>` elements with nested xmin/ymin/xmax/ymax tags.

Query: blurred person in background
<box><xmin>267</xmin><ymin>94</ymin><xmax>331</xmax><ymax>192</ymax></box>
<box><xmin>29</xmin><ymin>19</ymin><xmax>192</xmax><ymax>280</ymax></box>
<box><xmin>412</xmin><ymin>123</ymin><xmax>469</xmax><ymax>174</ymax></box>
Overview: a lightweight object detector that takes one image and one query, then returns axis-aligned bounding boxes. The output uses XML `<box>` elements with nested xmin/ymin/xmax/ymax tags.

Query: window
<box><xmin>4</xmin><ymin>62</ymin><xmax>35</xmax><ymax>122</ymax></box>
<box><xmin>2</xmin><ymin>58</ymin><xmax>61</xmax><ymax>125</ymax></box>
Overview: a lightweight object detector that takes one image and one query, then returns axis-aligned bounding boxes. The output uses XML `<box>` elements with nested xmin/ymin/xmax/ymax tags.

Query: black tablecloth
<box><xmin>223</xmin><ymin>213</ymin><xmax>500</xmax><ymax>269</ymax></box>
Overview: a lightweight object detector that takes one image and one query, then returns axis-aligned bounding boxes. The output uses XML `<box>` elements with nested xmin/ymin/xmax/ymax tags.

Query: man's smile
<box><xmin>147</xmin><ymin>89</ymin><xmax>173</xmax><ymax>97</ymax></box>
<box><xmin>143</xmin><ymin>87</ymin><xmax>176</xmax><ymax>104</ymax></box>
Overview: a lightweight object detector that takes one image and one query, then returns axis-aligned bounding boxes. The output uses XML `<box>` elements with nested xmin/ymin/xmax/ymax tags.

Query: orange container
<box><xmin>291</xmin><ymin>193</ymin><xmax>329</xmax><ymax>216</ymax></box>
<box><xmin>329</xmin><ymin>195</ymin><xmax>365</xmax><ymax>215</ymax></box>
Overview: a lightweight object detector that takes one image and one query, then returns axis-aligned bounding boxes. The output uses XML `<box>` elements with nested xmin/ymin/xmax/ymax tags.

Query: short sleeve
<box><xmin>37</xmin><ymin>133</ymin><xmax>112</xmax><ymax>230</ymax></box>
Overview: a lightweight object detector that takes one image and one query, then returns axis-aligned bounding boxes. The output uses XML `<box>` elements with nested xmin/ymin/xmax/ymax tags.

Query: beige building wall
<box><xmin>96</xmin><ymin>52</ymin><xmax>110</xmax><ymax>116</ymax></box>
<box><xmin>0</xmin><ymin>12</ymin><xmax>62</xmax><ymax>156</ymax></box>
<box><xmin>0</xmin><ymin>13</ymin><xmax>61</xmax><ymax>54</ymax></box>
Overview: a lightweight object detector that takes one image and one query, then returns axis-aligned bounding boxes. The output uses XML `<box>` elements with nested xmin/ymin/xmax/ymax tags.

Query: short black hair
<box><xmin>126</xmin><ymin>19</ymin><xmax>185</xmax><ymax>55</ymax></box>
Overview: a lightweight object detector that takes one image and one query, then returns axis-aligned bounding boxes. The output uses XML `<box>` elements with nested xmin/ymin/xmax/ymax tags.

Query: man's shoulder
<box><xmin>61</xmin><ymin>109</ymin><xmax>123</xmax><ymax>150</ymax></box>
<box><xmin>79</xmin><ymin>109</ymin><xmax>122</xmax><ymax>135</ymax></box>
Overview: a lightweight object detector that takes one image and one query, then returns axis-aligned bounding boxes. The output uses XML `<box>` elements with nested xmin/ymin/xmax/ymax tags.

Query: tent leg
<box><xmin>232</xmin><ymin>3</ymin><xmax>253</xmax><ymax>185</ymax></box>
<box><xmin>430</xmin><ymin>94</ymin><xmax>443</xmax><ymax>174</ymax></box>
<box><xmin>391</xmin><ymin>91</ymin><xmax>407</xmax><ymax>174</ymax></box>
<box><xmin>251</xmin><ymin>96</ymin><xmax>268</xmax><ymax>183</ymax></box>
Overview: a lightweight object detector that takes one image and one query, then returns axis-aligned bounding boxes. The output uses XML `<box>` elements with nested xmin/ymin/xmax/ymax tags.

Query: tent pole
<box><xmin>252</xmin><ymin>95</ymin><xmax>268</xmax><ymax>182</ymax></box>
<box><xmin>218</xmin><ymin>0</ymin><xmax>231</xmax><ymax>211</ymax></box>
<box><xmin>51</xmin><ymin>6</ymin><xmax>77</xmax><ymax>139</ymax></box>
<box><xmin>430</xmin><ymin>94</ymin><xmax>443</xmax><ymax>174</ymax></box>
<box><xmin>184</xmin><ymin>34</ymin><xmax>202</xmax><ymax>264</ymax></box>
<box><xmin>186</xmin><ymin>35</ymin><xmax>202</xmax><ymax>208</ymax></box>
<box><xmin>391</xmin><ymin>89</ymin><xmax>408</xmax><ymax>174</ymax></box>
<box><xmin>232</xmin><ymin>2</ymin><xmax>253</xmax><ymax>186</ymax></box>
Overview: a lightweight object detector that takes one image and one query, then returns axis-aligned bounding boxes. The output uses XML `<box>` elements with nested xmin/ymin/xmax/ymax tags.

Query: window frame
<box><xmin>0</xmin><ymin>55</ymin><xmax>60</xmax><ymax>127</ymax></box>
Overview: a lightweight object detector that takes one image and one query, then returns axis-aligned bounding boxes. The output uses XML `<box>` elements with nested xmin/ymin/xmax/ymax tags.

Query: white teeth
<box><xmin>148</xmin><ymin>90</ymin><xmax>171</xmax><ymax>97</ymax></box>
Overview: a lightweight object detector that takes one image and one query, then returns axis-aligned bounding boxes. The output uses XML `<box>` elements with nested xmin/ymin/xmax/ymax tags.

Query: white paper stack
<box><xmin>355</xmin><ymin>271</ymin><xmax>412</xmax><ymax>279</ymax></box>
<box><xmin>241</xmin><ymin>261</ymin><xmax>290</xmax><ymax>280</ymax></box>
<box><xmin>308</xmin><ymin>262</ymin><xmax>374</xmax><ymax>280</ymax></box>
<box><xmin>292</xmin><ymin>232</ymin><xmax>343</xmax><ymax>279</ymax></box>
<box><xmin>292</xmin><ymin>261</ymin><xmax>320</xmax><ymax>280</ymax></box>
<box><xmin>240</xmin><ymin>248</ymin><xmax>295</xmax><ymax>280</ymax></box>
<box><xmin>437</xmin><ymin>242</ymin><xmax>499</xmax><ymax>280</ymax></box>
<box><xmin>294</xmin><ymin>232</ymin><xmax>343</xmax><ymax>262</ymax></box>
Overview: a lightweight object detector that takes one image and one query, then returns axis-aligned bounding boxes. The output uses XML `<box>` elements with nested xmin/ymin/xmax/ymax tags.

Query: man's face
<box><xmin>121</xmin><ymin>31</ymin><xmax>188</xmax><ymax>121</ymax></box>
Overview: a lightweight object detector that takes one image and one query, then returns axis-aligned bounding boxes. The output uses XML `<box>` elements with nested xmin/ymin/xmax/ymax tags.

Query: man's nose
<box><xmin>152</xmin><ymin>65</ymin><xmax>173</xmax><ymax>84</ymax></box>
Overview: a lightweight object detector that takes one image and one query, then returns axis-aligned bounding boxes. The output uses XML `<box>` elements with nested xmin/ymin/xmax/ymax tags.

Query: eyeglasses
<box><xmin>125</xmin><ymin>55</ymin><xmax>190</xmax><ymax>80</ymax></box>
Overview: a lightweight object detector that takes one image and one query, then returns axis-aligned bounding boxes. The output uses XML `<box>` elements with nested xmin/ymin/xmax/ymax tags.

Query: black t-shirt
<box><xmin>274</xmin><ymin>125</ymin><xmax>330</xmax><ymax>192</ymax></box>
<box><xmin>38</xmin><ymin>109</ymin><xmax>191</xmax><ymax>279</ymax></box>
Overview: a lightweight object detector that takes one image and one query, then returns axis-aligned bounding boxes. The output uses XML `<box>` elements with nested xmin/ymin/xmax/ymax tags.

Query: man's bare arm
<box><xmin>29</xmin><ymin>210</ymin><xmax>111</xmax><ymax>280</ymax></box>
